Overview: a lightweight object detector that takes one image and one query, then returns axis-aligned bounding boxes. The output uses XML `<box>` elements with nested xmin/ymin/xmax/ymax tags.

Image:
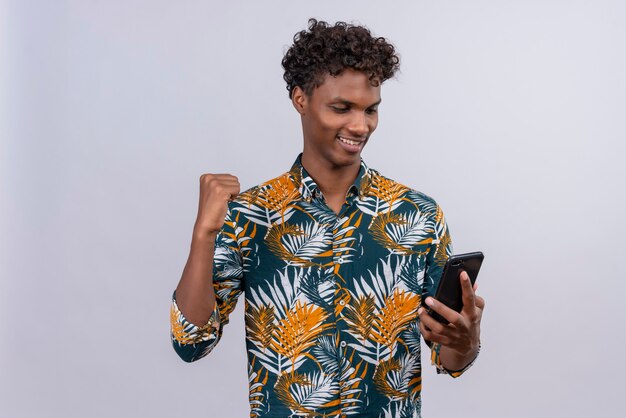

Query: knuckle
<box><xmin>202</xmin><ymin>175</ymin><xmax>218</xmax><ymax>187</ymax></box>
<box><xmin>209</xmin><ymin>180</ymin><xmax>223</xmax><ymax>191</ymax></box>
<box><xmin>452</xmin><ymin>317</ymin><xmax>464</xmax><ymax>328</ymax></box>
<box><xmin>431</xmin><ymin>322</ymin><xmax>444</xmax><ymax>334</ymax></box>
<box><xmin>469</xmin><ymin>311</ymin><xmax>480</xmax><ymax>322</ymax></box>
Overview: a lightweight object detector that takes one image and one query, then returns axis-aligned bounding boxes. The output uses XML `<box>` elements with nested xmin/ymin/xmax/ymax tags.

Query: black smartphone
<box><xmin>427</xmin><ymin>252</ymin><xmax>484</xmax><ymax>324</ymax></box>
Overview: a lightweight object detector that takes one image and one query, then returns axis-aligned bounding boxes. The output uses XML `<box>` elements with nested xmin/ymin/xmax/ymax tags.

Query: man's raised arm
<box><xmin>174</xmin><ymin>173</ymin><xmax>240</xmax><ymax>326</ymax></box>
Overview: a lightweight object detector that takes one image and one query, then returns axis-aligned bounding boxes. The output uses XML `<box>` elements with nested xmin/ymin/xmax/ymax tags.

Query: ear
<box><xmin>291</xmin><ymin>86</ymin><xmax>307</xmax><ymax>115</ymax></box>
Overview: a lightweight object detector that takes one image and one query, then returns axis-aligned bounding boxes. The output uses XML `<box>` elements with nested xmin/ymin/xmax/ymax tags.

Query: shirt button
<box><xmin>340</xmin><ymin>341</ymin><xmax>347</xmax><ymax>348</ymax></box>
<box><xmin>337</xmin><ymin>257</ymin><xmax>344</xmax><ymax>264</ymax></box>
<box><xmin>339</xmin><ymin>300</ymin><xmax>346</xmax><ymax>306</ymax></box>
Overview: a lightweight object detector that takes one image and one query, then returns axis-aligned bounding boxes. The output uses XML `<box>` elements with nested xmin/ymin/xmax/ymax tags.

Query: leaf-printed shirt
<box><xmin>170</xmin><ymin>155</ymin><xmax>477</xmax><ymax>418</ymax></box>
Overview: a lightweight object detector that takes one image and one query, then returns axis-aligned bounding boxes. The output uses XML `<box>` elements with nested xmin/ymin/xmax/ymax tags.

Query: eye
<box><xmin>366</xmin><ymin>107</ymin><xmax>378</xmax><ymax>115</ymax></box>
<box><xmin>331</xmin><ymin>106</ymin><xmax>350</xmax><ymax>113</ymax></box>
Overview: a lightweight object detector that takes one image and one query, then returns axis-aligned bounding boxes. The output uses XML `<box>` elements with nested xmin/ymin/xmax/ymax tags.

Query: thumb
<box><xmin>460</xmin><ymin>271</ymin><xmax>476</xmax><ymax>316</ymax></box>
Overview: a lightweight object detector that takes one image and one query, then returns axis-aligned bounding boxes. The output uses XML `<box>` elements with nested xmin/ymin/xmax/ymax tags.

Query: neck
<box><xmin>300</xmin><ymin>153</ymin><xmax>361</xmax><ymax>200</ymax></box>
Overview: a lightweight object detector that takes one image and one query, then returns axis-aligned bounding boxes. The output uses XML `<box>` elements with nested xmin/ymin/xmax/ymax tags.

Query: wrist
<box><xmin>454</xmin><ymin>336</ymin><xmax>480</xmax><ymax>356</ymax></box>
<box><xmin>191</xmin><ymin>228</ymin><xmax>219</xmax><ymax>244</ymax></box>
<box><xmin>457</xmin><ymin>343</ymin><xmax>479</xmax><ymax>359</ymax></box>
<box><xmin>438</xmin><ymin>341</ymin><xmax>481</xmax><ymax>374</ymax></box>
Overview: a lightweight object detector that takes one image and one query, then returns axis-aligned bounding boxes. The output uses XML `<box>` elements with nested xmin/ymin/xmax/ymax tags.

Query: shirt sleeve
<box><xmin>422</xmin><ymin>203</ymin><xmax>478</xmax><ymax>377</ymax></box>
<box><xmin>170</xmin><ymin>204</ymin><xmax>245</xmax><ymax>362</ymax></box>
<box><xmin>430</xmin><ymin>340</ymin><xmax>481</xmax><ymax>377</ymax></box>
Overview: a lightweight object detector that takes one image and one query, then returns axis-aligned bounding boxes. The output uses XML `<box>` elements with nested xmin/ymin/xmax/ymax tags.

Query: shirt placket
<box><xmin>334</xmin><ymin>192</ymin><xmax>361</xmax><ymax>413</ymax></box>
<box><xmin>310</xmin><ymin>186</ymin><xmax>362</xmax><ymax>415</ymax></box>
<box><xmin>306</xmin><ymin>187</ymin><xmax>347</xmax><ymax>414</ymax></box>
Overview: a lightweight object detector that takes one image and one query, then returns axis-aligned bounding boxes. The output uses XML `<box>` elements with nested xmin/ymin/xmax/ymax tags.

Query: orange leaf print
<box><xmin>370</xmin><ymin>212</ymin><xmax>417</xmax><ymax>255</ymax></box>
<box><xmin>344</xmin><ymin>294</ymin><xmax>376</xmax><ymax>341</ymax></box>
<box><xmin>270</xmin><ymin>301</ymin><xmax>330</xmax><ymax>366</ymax></box>
<box><xmin>246</xmin><ymin>304</ymin><xmax>276</xmax><ymax>349</ymax></box>
<box><xmin>373</xmin><ymin>358</ymin><xmax>407</xmax><ymax>400</ymax></box>
<box><xmin>371</xmin><ymin>289</ymin><xmax>420</xmax><ymax>349</ymax></box>
<box><xmin>256</xmin><ymin>174</ymin><xmax>299</xmax><ymax>214</ymax></box>
<box><xmin>434</xmin><ymin>228</ymin><xmax>451</xmax><ymax>267</ymax></box>
<box><xmin>370</xmin><ymin>173</ymin><xmax>408</xmax><ymax>205</ymax></box>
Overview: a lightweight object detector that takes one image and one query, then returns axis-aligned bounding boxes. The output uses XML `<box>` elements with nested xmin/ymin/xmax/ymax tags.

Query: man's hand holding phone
<box><xmin>418</xmin><ymin>271</ymin><xmax>484</xmax><ymax>357</ymax></box>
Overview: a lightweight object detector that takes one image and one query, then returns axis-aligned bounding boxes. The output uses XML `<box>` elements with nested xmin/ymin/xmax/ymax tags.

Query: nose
<box><xmin>347</xmin><ymin>111</ymin><xmax>370</xmax><ymax>137</ymax></box>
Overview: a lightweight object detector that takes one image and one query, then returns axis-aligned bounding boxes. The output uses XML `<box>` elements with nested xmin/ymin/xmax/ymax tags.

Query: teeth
<box><xmin>339</xmin><ymin>136</ymin><xmax>360</xmax><ymax>146</ymax></box>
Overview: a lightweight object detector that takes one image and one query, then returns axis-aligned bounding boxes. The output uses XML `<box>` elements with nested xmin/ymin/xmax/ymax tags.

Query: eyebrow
<box><xmin>331</xmin><ymin>97</ymin><xmax>382</xmax><ymax>108</ymax></box>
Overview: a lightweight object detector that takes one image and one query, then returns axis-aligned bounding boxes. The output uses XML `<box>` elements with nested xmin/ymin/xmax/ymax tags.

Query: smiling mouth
<box><xmin>338</xmin><ymin>136</ymin><xmax>365</xmax><ymax>146</ymax></box>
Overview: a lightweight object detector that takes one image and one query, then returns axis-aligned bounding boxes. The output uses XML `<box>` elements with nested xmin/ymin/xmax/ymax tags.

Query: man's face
<box><xmin>295</xmin><ymin>69</ymin><xmax>381</xmax><ymax>171</ymax></box>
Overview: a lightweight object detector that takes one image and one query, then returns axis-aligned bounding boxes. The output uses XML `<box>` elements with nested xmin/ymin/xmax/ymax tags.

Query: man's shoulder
<box><xmin>231</xmin><ymin>169</ymin><xmax>298</xmax><ymax>207</ymax></box>
<box><xmin>366</xmin><ymin>167</ymin><xmax>440</xmax><ymax>210</ymax></box>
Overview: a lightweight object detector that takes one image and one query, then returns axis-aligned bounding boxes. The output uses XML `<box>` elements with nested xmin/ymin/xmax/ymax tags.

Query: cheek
<box><xmin>317</xmin><ymin>114</ymin><xmax>345</xmax><ymax>133</ymax></box>
<box><xmin>368</xmin><ymin>116</ymin><xmax>379</xmax><ymax>131</ymax></box>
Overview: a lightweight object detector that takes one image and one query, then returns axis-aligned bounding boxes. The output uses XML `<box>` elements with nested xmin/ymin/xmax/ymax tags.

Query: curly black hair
<box><xmin>282</xmin><ymin>18</ymin><xmax>400</xmax><ymax>98</ymax></box>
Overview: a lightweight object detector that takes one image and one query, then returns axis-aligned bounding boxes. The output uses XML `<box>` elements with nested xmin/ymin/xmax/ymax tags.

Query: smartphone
<box><xmin>427</xmin><ymin>252</ymin><xmax>484</xmax><ymax>324</ymax></box>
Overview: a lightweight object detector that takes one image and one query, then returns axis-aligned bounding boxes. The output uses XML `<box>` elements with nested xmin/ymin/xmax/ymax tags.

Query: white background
<box><xmin>2</xmin><ymin>1</ymin><xmax>625</xmax><ymax>417</ymax></box>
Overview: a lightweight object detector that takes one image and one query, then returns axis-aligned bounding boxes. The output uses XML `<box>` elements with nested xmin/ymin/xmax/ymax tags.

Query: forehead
<box><xmin>312</xmin><ymin>69</ymin><xmax>381</xmax><ymax>104</ymax></box>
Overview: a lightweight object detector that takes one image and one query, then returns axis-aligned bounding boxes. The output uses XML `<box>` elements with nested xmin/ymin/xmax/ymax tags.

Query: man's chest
<box><xmin>235</xmin><ymin>199</ymin><xmax>435</xmax><ymax>305</ymax></box>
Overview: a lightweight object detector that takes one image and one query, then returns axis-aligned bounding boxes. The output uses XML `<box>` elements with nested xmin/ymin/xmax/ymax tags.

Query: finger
<box><xmin>206</xmin><ymin>181</ymin><xmax>240</xmax><ymax>200</ymax></box>
<box><xmin>427</xmin><ymin>332</ymin><xmax>451</xmax><ymax>347</ymax></box>
<box><xmin>418</xmin><ymin>307</ymin><xmax>439</xmax><ymax>332</ymax></box>
<box><xmin>460</xmin><ymin>271</ymin><xmax>477</xmax><ymax>316</ymax></box>
<box><xmin>418</xmin><ymin>309</ymin><xmax>433</xmax><ymax>337</ymax></box>
<box><xmin>212</xmin><ymin>188</ymin><xmax>238</xmax><ymax>202</ymax></box>
<box><xmin>418</xmin><ymin>316</ymin><xmax>442</xmax><ymax>344</ymax></box>
<box><xmin>419</xmin><ymin>319</ymin><xmax>448</xmax><ymax>345</ymax></box>
<box><xmin>217</xmin><ymin>178</ymin><xmax>241</xmax><ymax>186</ymax></box>
<box><xmin>418</xmin><ymin>316</ymin><xmax>431</xmax><ymax>339</ymax></box>
<box><xmin>425</xmin><ymin>296</ymin><xmax>459</xmax><ymax>325</ymax></box>
<box><xmin>216</xmin><ymin>177</ymin><xmax>240</xmax><ymax>195</ymax></box>
<box><xmin>200</xmin><ymin>174</ymin><xmax>240</xmax><ymax>186</ymax></box>
<box><xmin>475</xmin><ymin>295</ymin><xmax>485</xmax><ymax>311</ymax></box>
<box><xmin>420</xmin><ymin>296</ymin><xmax>460</xmax><ymax>332</ymax></box>
<box><xmin>225</xmin><ymin>184</ymin><xmax>241</xmax><ymax>197</ymax></box>
<box><xmin>216</xmin><ymin>182</ymin><xmax>240</xmax><ymax>191</ymax></box>
<box><xmin>212</xmin><ymin>181</ymin><xmax>240</xmax><ymax>191</ymax></box>
<box><xmin>213</xmin><ymin>173</ymin><xmax>239</xmax><ymax>180</ymax></box>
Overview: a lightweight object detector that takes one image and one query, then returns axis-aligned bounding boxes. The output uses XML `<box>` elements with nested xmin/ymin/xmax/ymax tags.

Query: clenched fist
<box><xmin>193</xmin><ymin>173</ymin><xmax>240</xmax><ymax>239</ymax></box>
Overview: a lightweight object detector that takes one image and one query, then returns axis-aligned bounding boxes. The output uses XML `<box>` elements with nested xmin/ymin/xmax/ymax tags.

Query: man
<box><xmin>171</xmin><ymin>19</ymin><xmax>484</xmax><ymax>418</ymax></box>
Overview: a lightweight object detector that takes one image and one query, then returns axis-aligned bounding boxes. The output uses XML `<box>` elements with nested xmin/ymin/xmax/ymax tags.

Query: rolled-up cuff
<box><xmin>431</xmin><ymin>342</ymin><xmax>481</xmax><ymax>378</ymax></box>
<box><xmin>170</xmin><ymin>292</ymin><xmax>220</xmax><ymax>346</ymax></box>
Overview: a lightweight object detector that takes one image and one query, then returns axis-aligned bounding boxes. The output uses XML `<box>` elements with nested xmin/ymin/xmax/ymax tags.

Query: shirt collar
<box><xmin>289</xmin><ymin>154</ymin><xmax>373</xmax><ymax>201</ymax></box>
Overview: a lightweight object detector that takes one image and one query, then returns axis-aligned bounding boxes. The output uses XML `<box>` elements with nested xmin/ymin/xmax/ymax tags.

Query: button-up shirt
<box><xmin>170</xmin><ymin>156</ymin><xmax>476</xmax><ymax>417</ymax></box>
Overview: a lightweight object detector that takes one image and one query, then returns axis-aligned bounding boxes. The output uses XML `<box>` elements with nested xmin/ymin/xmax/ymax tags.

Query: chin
<box><xmin>328</xmin><ymin>151</ymin><xmax>362</xmax><ymax>168</ymax></box>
